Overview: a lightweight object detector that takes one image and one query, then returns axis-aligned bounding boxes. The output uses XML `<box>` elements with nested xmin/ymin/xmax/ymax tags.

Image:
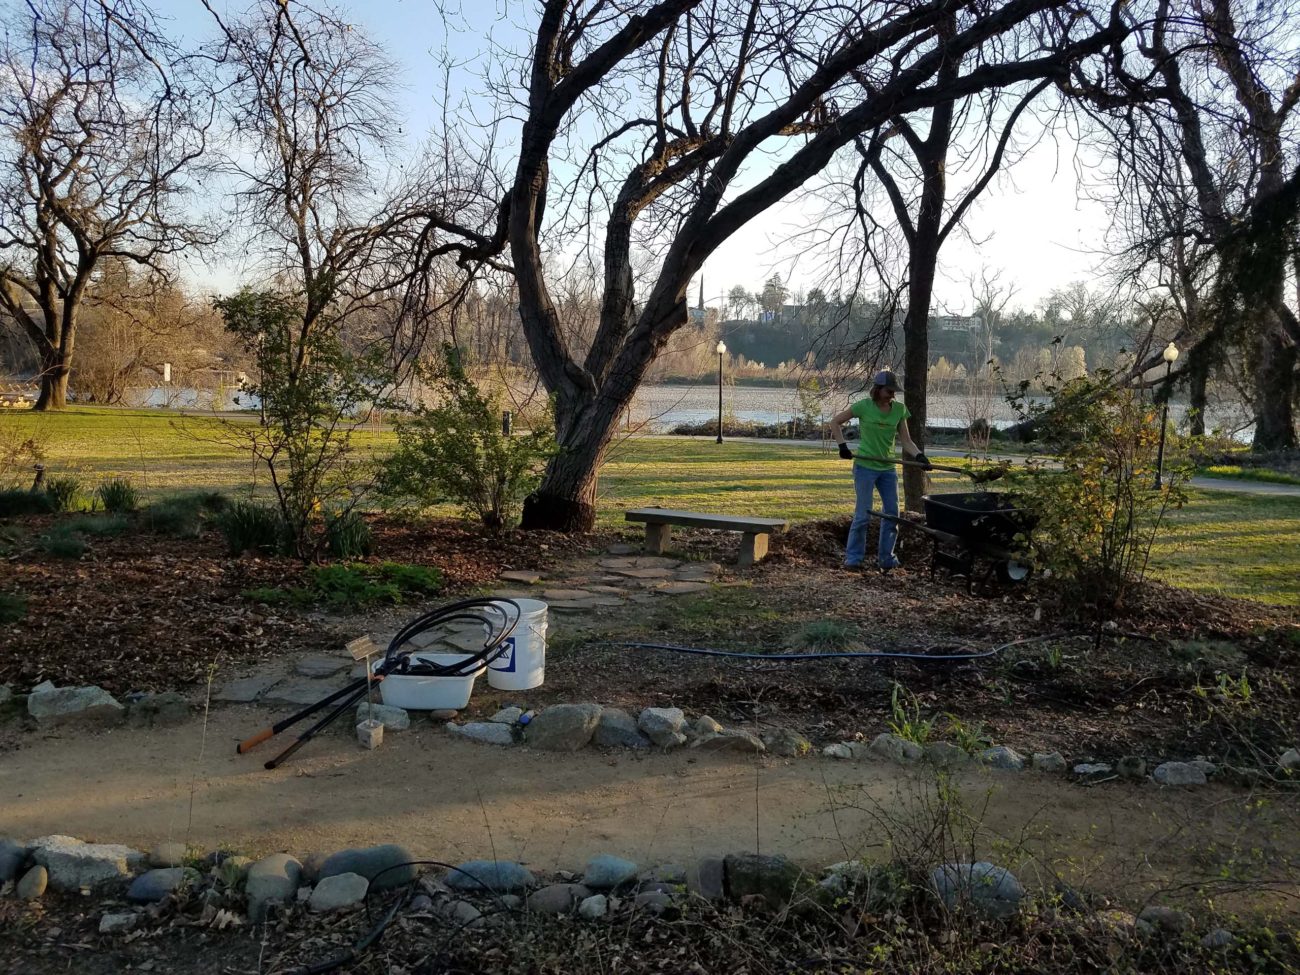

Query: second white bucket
<box><xmin>487</xmin><ymin>598</ymin><xmax>547</xmax><ymax>690</ymax></box>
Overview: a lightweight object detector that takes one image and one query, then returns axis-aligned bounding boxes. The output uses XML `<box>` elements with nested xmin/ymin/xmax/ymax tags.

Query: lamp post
<box><xmin>1154</xmin><ymin>341</ymin><xmax>1178</xmax><ymax>489</ymax></box>
<box><xmin>715</xmin><ymin>340</ymin><xmax>726</xmax><ymax>444</ymax></box>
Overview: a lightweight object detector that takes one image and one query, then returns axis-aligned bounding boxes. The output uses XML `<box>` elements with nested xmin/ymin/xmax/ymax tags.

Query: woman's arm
<box><xmin>897</xmin><ymin>418</ymin><xmax>929</xmax><ymax>466</ymax></box>
<box><xmin>829</xmin><ymin>407</ymin><xmax>855</xmax><ymax>459</ymax></box>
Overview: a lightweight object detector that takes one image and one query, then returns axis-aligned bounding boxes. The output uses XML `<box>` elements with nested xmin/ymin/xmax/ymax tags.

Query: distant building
<box><xmin>934</xmin><ymin>314</ymin><xmax>983</xmax><ymax>333</ymax></box>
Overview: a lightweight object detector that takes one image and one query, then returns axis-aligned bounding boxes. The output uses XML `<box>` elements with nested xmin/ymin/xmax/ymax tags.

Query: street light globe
<box><xmin>1162</xmin><ymin>341</ymin><xmax>1179</xmax><ymax>363</ymax></box>
<box><xmin>716</xmin><ymin>341</ymin><xmax>726</xmax><ymax>354</ymax></box>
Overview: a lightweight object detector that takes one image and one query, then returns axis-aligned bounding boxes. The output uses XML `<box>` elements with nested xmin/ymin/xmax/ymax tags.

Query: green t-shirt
<box><xmin>850</xmin><ymin>399</ymin><xmax>911</xmax><ymax>471</ymax></box>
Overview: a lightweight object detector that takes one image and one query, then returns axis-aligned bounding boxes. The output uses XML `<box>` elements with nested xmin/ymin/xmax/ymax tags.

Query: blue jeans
<box><xmin>845</xmin><ymin>466</ymin><xmax>900</xmax><ymax>568</ymax></box>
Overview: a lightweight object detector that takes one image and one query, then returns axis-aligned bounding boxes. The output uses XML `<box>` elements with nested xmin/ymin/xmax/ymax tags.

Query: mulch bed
<box><xmin>2</xmin><ymin>510</ymin><xmax>1297</xmax><ymax>766</ymax></box>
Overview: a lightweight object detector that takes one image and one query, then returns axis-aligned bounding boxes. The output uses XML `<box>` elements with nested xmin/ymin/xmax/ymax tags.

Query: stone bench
<box><xmin>624</xmin><ymin>508</ymin><xmax>789</xmax><ymax>567</ymax></box>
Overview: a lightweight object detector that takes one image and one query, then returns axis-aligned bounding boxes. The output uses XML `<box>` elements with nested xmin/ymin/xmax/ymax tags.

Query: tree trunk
<box><xmin>1186</xmin><ymin>355</ymin><xmax>1208</xmax><ymax>438</ymax></box>
<box><xmin>34</xmin><ymin>350</ymin><xmax>70</xmax><ymax>411</ymax></box>
<box><xmin>901</xmin><ymin>264</ymin><xmax>935</xmax><ymax>513</ymax></box>
<box><xmin>1250</xmin><ymin>323</ymin><xmax>1297</xmax><ymax>450</ymax></box>
<box><xmin>521</xmin><ymin>390</ymin><xmax>621</xmax><ymax>532</ymax></box>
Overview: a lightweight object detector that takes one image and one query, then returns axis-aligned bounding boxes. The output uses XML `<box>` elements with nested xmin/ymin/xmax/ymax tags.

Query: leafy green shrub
<box><xmin>1008</xmin><ymin>373</ymin><xmax>1187</xmax><ymax>617</ymax></box>
<box><xmin>0</xmin><ymin>489</ymin><xmax>55</xmax><ymax>516</ymax></box>
<box><xmin>792</xmin><ymin>618</ymin><xmax>858</xmax><ymax>651</ymax></box>
<box><xmin>372</xmin><ymin>561</ymin><xmax>442</xmax><ymax>594</ymax></box>
<box><xmin>216</xmin><ymin>501</ymin><xmax>286</xmax><ymax>555</ymax></box>
<box><xmin>66</xmin><ymin>514</ymin><xmax>131</xmax><ymax>537</ymax></box>
<box><xmin>309</xmin><ymin>564</ymin><xmax>399</xmax><ymax>607</ymax></box>
<box><xmin>0</xmin><ymin>591</ymin><xmax>26</xmax><ymax>624</ymax></box>
<box><xmin>44</xmin><ymin>476</ymin><xmax>84</xmax><ymax>512</ymax></box>
<box><xmin>145</xmin><ymin>492</ymin><xmax>228</xmax><ymax>538</ymax></box>
<box><xmin>888</xmin><ymin>683</ymin><xmax>935</xmax><ymax>745</ymax></box>
<box><xmin>97</xmin><ymin>479</ymin><xmax>140</xmax><ymax>513</ymax></box>
<box><xmin>242</xmin><ymin>562</ymin><xmax>442</xmax><ymax>609</ymax></box>
<box><xmin>37</xmin><ymin>525</ymin><xmax>87</xmax><ymax>558</ymax></box>
<box><xmin>381</xmin><ymin>345</ymin><xmax>556</xmax><ymax>533</ymax></box>
<box><xmin>325</xmin><ymin>510</ymin><xmax>372</xmax><ymax>558</ymax></box>
<box><xmin>215</xmin><ymin>289</ymin><xmax>389</xmax><ymax>560</ymax></box>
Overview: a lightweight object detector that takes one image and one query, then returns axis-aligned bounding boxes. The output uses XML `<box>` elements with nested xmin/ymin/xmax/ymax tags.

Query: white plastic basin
<box><xmin>375</xmin><ymin>653</ymin><xmax>487</xmax><ymax>710</ymax></box>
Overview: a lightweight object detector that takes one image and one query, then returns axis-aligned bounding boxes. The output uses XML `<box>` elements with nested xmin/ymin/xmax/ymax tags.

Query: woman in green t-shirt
<box><xmin>828</xmin><ymin>370</ymin><xmax>929</xmax><ymax>570</ymax></box>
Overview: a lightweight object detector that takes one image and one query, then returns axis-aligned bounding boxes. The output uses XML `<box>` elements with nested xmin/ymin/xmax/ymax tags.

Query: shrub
<box><xmin>792</xmin><ymin>618</ymin><xmax>858</xmax><ymax>651</ymax></box>
<box><xmin>145</xmin><ymin>492</ymin><xmax>227</xmax><ymax>538</ymax></box>
<box><xmin>243</xmin><ymin>562</ymin><xmax>442</xmax><ymax>609</ymax></box>
<box><xmin>216</xmin><ymin>501</ymin><xmax>286</xmax><ymax>555</ymax></box>
<box><xmin>325</xmin><ymin>509</ymin><xmax>372</xmax><ymax>558</ymax></box>
<box><xmin>44</xmin><ymin>476</ymin><xmax>84</xmax><ymax>512</ymax></box>
<box><xmin>381</xmin><ymin>345</ymin><xmax>556</xmax><ymax>533</ymax></box>
<box><xmin>373</xmin><ymin>561</ymin><xmax>442</xmax><ymax>594</ymax></box>
<box><xmin>97</xmin><ymin>479</ymin><xmax>140</xmax><ymax>513</ymax></box>
<box><xmin>37</xmin><ymin>525</ymin><xmax>87</xmax><ymax>558</ymax></box>
<box><xmin>66</xmin><ymin>514</ymin><xmax>131</xmax><ymax>537</ymax></box>
<box><xmin>1008</xmin><ymin>373</ymin><xmax>1187</xmax><ymax>618</ymax></box>
<box><xmin>0</xmin><ymin>591</ymin><xmax>25</xmax><ymax>624</ymax></box>
<box><xmin>0</xmin><ymin>489</ymin><xmax>55</xmax><ymax>516</ymax></box>
<box><xmin>215</xmin><ymin>289</ymin><xmax>389</xmax><ymax>560</ymax></box>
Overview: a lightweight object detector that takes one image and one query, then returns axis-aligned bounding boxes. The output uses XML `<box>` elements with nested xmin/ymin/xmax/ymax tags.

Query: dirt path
<box><xmin>3</xmin><ymin>708</ymin><xmax>1296</xmax><ymax>914</ymax></box>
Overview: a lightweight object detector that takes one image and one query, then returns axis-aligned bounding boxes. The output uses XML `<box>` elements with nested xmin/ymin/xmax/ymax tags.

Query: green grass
<box><xmin>1198</xmin><ymin>464</ymin><xmax>1300</xmax><ymax>486</ymax></box>
<box><xmin>3</xmin><ymin>409</ymin><xmax>1297</xmax><ymax>607</ymax></box>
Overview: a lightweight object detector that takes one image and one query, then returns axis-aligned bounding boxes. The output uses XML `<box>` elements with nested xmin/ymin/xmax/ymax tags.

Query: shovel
<box><xmin>856</xmin><ymin>455</ymin><xmax>1009</xmax><ymax>484</ymax></box>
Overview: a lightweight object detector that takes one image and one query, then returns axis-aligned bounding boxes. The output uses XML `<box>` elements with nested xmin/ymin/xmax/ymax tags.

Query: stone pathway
<box><xmin>212</xmin><ymin>546</ymin><xmax>725</xmax><ymax>708</ymax></box>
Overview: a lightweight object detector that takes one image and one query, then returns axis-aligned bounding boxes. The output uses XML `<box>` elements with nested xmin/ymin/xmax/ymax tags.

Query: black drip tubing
<box><xmin>618</xmin><ymin>632</ymin><xmax>1077</xmax><ymax>663</ymax></box>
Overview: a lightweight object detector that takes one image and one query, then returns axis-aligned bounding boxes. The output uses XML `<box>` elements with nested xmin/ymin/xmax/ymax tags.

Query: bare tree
<box><xmin>412</xmin><ymin>0</ymin><xmax>1131</xmax><ymax>531</ymax></box>
<box><xmin>0</xmin><ymin>0</ymin><xmax>214</xmax><ymax>409</ymax></box>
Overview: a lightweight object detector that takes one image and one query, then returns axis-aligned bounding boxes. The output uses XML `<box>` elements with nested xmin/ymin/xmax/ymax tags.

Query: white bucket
<box><xmin>487</xmin><ymin>598</ymin><xmax>547</xmax><ymax>691</ymax></box>
<box><xmin>376</xmin><ymin>653</ymin><xmax>486</xmax><ymax>711</ymax></box>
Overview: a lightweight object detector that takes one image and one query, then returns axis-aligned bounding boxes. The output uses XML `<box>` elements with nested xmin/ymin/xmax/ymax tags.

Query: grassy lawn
<box><xmin>4</xmin><ymin>408</ymin><xmax>1298</xmax><ymax>606</ymax></box>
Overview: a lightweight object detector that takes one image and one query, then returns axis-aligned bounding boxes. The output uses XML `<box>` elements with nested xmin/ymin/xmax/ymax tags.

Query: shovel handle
<box><xmin>856</xmin><ymin>455</ymin><xmax>961</xmax><ymax>475</ymax></box>
<box><xmin>237</xmin><ymin>728</ymin><xmax>274</xmax><ymax>754</ymax></box>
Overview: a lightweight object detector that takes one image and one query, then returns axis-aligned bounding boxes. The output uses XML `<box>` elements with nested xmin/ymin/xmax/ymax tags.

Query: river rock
<box><xmin>0</xmin><ymin>684</ymin><xmax>11</xmax><ymax>706</ymax></box>
<box><xmin>981</xmin><ymin>746</ymin><xmax>1026</xmax><ymax>770</ymax></box>
<box><xmin>925</xmin><ymin>742</ymin><xmax>973</xmax><ymax>768</ymax></box>
<box><xmin>686</xmin><ymin>857</ymin><xmax>726</xmax><ymax>900</ymax></box>
<box><xmin>583</xmin><ymin>854</ymin><xmax>638</xmax><ymax>889</ymax></box>
<box><xmin>1074</xmin><ymin>763</ymin><xmax>1112</xmax><ymax>777</ymax></box>
<box><xmin>490</xmin><ymin>706</ymin><xmax>524</xmax><ymax>724</ymax></box>
<box><xmin>444</xmin><ymin>860</ymin><xmax>535</xmax><ymax>893</ymax></box>
<box><xmin>27</xmin><ymin>685</ymin><xmax>124</xmax><ymax>725</ymax></box>
<box><xmin>638</xmin><ymin>707</ymin><xmax>687</xmax><ymax>748</ymax></box>
<box><xmin>691</xmin><ymin>729</ymin><xmax>766</xmax><ymax>754</ymax></box>
<box><xmin>822</xmin><ymin>743</ymin><xmax>856</xmax><ymax>760</ymax></box>
<box><xmin>1138</xmin><ymin>904</ymin><xmax>1193</xmax><ymax>934</ymax></box>
<box><xmin>246</xmin><ymin>854</ymin><xmax>302</xmax><ymax>921</ymax></box>
<box><xmin>1202</xmin><ymin>928</ymin><xmax>1235</xmax><ymax>949</ymax></box>
<box><xmin>578</xmin><ymin>893</ymin><xmax>608</xmax><ymax>919</ymax></box>
<box><xmin>525</xmin><ymin>703</ymin><xmax>602</xmax><ymax>751</ymax></box>
<box><xmin>446</xmin><ymin>721</ymin><xmax>514</xmax><ymax>746</ymax></box>
<box><xmin>0</xmin><ymin>838</ymin><xmax>29</xmax><ymax>882</ymax></box>
<box><xmin>128</xmin><ymin>867</ymin><xmax>195</xmax><ymax>903</ymax></box>
<box><xmin>309</xmin><ymin>872</ymin><xmax>370</xmax><ymax>912</ymax></box>
<box><xmin>1032</xmin><ymin>751</ymin><xmax>1066</xmax><ymax>772</ymax></box>
<box><xmin>724</xmin><ymin>853</ymin><xmax>802</xmax><ymax>904</ymax></box>
<box><xmin>868</xmin><ymin>733</ymin><xmax>923</xmax><ymax>765</ymax></box>
<box><xmin>17</xmin><ymin>865</ymin><xmax>48</xmax><ymax>900</ymax></box>
<box><xmin>1117</xmin><ymin>756</ymin><xmax>1147</xmax><ymax>780</ymax></box>
<box><xmin>592</xmin><ymin>708</ymin><xmax>651</xmax><ymax>749</ymax></box>
<box><xmin>318</xmin><ymin>844</ymin><xmax>417</xmax><ymax>892</ymax></box>
<box><xmin>929</xmin><ymin>862</ymin><xmax>1024</xmax><ymax>919</ymax></box>
<box><xmin>762</xmin><ymin>727</ymin><xmax>812</xmax><ymax>757</ymax></box>
<box><xmin>1278</xmin><ymin>747</ymin><xmax>1300</xmax><ymax>772</ymax></box>
<box><xmin>354</xmin><ymin>703</ymin><xmax>410</xmax><ymax>732</ymax></box>
<box><xmin>526</xmin><ymin>883</ymin><xmax>591</xmax><ymax>914</ymax></box>
<box><xmin>30</xmin><ymin>835</ymin><xmax>145</xmax><ymax>890</ymax></box>
<box><xmin>634</xmin><ymin>890</ymin><xmax>673</xmax><ymax>914</ymax></box>
<box><xmin>694</xmin><ymin>715</ymin><xmax>724</xmax><ymax>736</ymax></box>
<box><xmin>1153</xmin><ymin>762</ymin><xmax>1207</xmax><ymax>786</ymax></box>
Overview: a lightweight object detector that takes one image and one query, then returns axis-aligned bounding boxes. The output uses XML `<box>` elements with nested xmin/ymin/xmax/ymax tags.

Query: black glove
<box><xmin>838</xmin><ymin>442</ymin><xmax>854</xmax><ymax>461</ymax></box>
<box><xmin>914</xmin><ymin>452</ymin><xmax>933</xmax><ymax>470</ymax></box>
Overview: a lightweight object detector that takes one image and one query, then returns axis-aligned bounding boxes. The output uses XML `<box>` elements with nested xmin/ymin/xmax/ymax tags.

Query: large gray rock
<box><xmin>724</xmin><ymin>853</ymin><xmax>802</xmax><ymax>904</ymax></box>
<box><xmin>868</xmin><ymin>733</ymin><xmax>923</xmax><ymax>765</ymax></box>
<box><xmin>694</xmin><ymin>715</ymin><xmax>724</xmax><ymax>737</ymax></box>
<box><xmin>309</xmin><ymin>872</ymin><xmax>370</xmax><ymax>913</ymax></box>
<box><xmin>822</xmin><ymin>743</ymin><xmax>857</xmax><ymax>760</ymax></box>
<box><xmin>490</xmin><ymin>706</ymin><xmax>524</xmax><ymax>725</ymax></box>
<box><xmin>0</xmin><ymin>838</ymin><xmax>29</xmax><ymax>883</ymax></box>
<box><xmin>980</xmin><ymin>746</ymin><xmax>1026</xmax><ymax>771</ymax></box>
<box><xmin>1280</xmin><ymin>748</ymin><xmax>1300</xmax><ymax>773</ymax></box>
<box><xmin>583</xmin><ymin>854</ymin><xmax>639</xmax><ymax>890</ymax></box>
<box><xmin>691</xmin><ymin>729</ymin><xmax>766</xmax><ymax>754</ymax></box>
<box><xmin>0</xmin><ymin>684</ymin><xmax>11</xmax><ymax>706</ymax></box>
<box><xmin>444</xmin><ymin>860</ymin><xmax>535</xmax><ymax>893</ymax></box>
<box><xmin>1153</xmin><ymin>762</ymin><xmax>1207</xmax><ymax>787</ymax></box>
<box><xmin>638</xmin><ymin>707</ymin><xmax>687</xmax><ymax>748</ymax></box>
<box><xmin>1032</xmin><ymin>751</ymin><xmax>1066</xmax><ymax>773</ymax></box>
<box><xmin>99</xmin><ymin>912</ymin><xmax>142</xmax><ymax>934</ymax></box>
<box><xmin>1202</xmin><ymin>928</ymin><xmax>1235</xmax><ymax>949</ymax></box>
<box><xmin>127</xmin><ymin>867</ymin><xmax>196</xmax><ymax>904</ymax></box>
<box><xmin>762</xmin><ymin>728</ymin><xmax>812</xmax><ymax>758</ymax></box>
<box><xmin>246</xmin><ymin>853</ymin><xmax>302</xmax><ymax>921</ymax></box>
<box><xmin>925</xmin><ymin>742</ymin><xmax>974</xmax><ymax>768</ymax></box>
<box><xmin>318</xmin><ymin>844</ymin><xmax>417</xmax><ymax>892</ymax></box>
<box><xmin>27</xmin><ymin>686</ymin><xmax>124</xmax><ymax>725</ymax></box>
<box><xmin>354</xmin><ymin>703</ymin><xmax>410</xmax><ymax>732</ymax></box>
<box><xmin>686</xmin><ymin>857</ymin><xmax>725</xmax><ymax>900</ymax></box>
<box><xmin>526</xmin><ymin>883</ymin><xmax>592</xmax><ymax>914</ymax></box>
<box><xmin>1138</xmin><ymin>904</ymin><xmax>1193</xmax><ymax>934</ymax></box>
<box><xmin>446</xmin><ymin>721</ymin><xmax>514</xmax><ymax>746</ymax></box>
<box><xmin>929</xmin><ymin>862</ymin><xmax>1023</xmax><ymax>919</ymax></box>
<box><xmin>578</xmin><ymin>893</ymin><xmax>608</xmax><ymax>919</ymax></box>
<box><xmin>525</xmin><ymin>703</ymin><xmax>602</xmax><ymax>751</ymax></box>
<box><xmin>30</xmin><ymin>835</ymin><xmax>145</xmax><ymax>890</ymax></box>
<box><xmin>592</xmin><ymin>708</ymin><xmax>651</xmax><ymax>749</ymax></box>
<box><xmin>17</xmin><ymin>865</ymin><xmax>48</xmax><ymax>900</ymax></box>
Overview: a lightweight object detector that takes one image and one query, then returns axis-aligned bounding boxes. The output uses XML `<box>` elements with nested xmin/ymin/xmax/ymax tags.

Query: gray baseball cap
<box><xmin>872</xmin><ymin>369</ymin><xmax>900</xmax><ymax>391</ymax></box>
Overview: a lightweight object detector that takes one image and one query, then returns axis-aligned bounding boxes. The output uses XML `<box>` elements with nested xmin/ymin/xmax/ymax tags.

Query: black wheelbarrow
<box><xmin>879</xmin><ymin>491</ymin><xmax>1035</xmax><ymax>592</ymax></box>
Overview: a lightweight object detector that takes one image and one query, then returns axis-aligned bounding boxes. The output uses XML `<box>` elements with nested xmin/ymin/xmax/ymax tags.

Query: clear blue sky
<box><xmin>161</xmin><ymin>1</ymin><xmax>1110</xmax><ymax>314</ymax></box>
